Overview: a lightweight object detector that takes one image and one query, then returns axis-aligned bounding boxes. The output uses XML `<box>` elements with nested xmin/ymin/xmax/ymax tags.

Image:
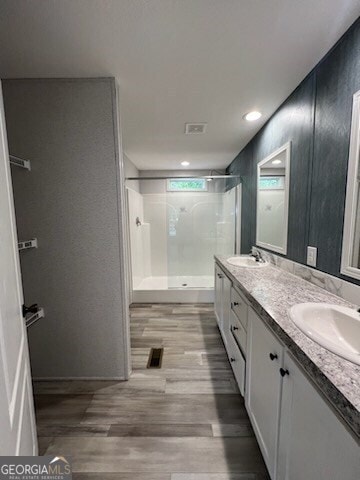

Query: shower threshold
<box><xmin>136</xmin><ymin>275</ymin><xmax>214</xmax><ymax>290</ymax></box>
<box><xmin>132</xmin><ymin>275</ymin><xmax>214</xmax><ymax>303</ymax></box>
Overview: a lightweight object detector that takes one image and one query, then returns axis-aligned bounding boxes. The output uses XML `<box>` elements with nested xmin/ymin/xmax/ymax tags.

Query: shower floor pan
<box><xmin>132</xmin><ymin>275</ymin><xmax>214</xmax><ymax>303</ymax></box>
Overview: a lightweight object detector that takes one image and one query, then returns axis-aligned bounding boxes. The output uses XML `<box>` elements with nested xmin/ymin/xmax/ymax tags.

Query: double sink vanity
<box><xmin>214</xmin><ymin>254</ymin><xmax>360</xmax><ymax>480</ymax></box>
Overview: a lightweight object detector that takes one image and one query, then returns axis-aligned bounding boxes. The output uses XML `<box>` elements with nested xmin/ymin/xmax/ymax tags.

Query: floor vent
<box><xmin>147</xmin><ymin>348</ymin><xmax>163</xmax><ymax>368</ymax></box>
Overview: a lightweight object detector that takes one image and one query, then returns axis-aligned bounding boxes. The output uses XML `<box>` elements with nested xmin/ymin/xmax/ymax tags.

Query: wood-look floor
<box><xmin>34</xmin><ymin>303</ymin><xmax>270</xmax><ymax>480</ymax></box>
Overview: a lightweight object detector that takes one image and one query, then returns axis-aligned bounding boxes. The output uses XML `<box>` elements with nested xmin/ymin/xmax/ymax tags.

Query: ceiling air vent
<box><xmin>185</xmin><ymin>123</ymin><xmax>207</xmax><ymax>134</ymax></box>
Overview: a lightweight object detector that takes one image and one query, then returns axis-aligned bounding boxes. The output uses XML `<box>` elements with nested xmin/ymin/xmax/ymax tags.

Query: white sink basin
<box><xmin>227</xmin><ymin>256</ymin><xmax>268</xmax><ymax>268</ymax></box>
<box><xmin>289</xmin><ymin>303</ymin><xmax>360</xmax><ymax>365</ymax></box>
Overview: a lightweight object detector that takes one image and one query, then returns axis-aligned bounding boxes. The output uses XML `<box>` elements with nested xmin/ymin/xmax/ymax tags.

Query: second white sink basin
<box><xmin>289</xmin><ymin>303</ymin><xmax>360</xmax><ymax>366</ymax></box>
<box><xmin>227</xmin><ymin>256</ymin><xmax>268</xmax><ymax>268</ymax></box>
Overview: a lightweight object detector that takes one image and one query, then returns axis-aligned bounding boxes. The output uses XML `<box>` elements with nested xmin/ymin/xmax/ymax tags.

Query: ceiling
<box><xmin>0</xmin><ymin>1</ymin><xmax>359</xmax><ymax>171</ymax></box>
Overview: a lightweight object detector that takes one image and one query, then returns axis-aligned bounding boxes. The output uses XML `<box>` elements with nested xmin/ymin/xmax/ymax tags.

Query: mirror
<box><xmin>341</xmin><ymin>90</ymin><xmax>360</xmax><ymax>280</ymax></box>
<box><xmin>256</xmin><ymin>142</ymin><xmax>290</xmax><ymax>255</ymax></box>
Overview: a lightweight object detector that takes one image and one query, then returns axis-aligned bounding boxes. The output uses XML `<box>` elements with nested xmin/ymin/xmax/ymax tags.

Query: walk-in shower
<box><xmin>126</xmin><ymin>174</ymin><xmax>241</xmax><ymax>302</ymax></box>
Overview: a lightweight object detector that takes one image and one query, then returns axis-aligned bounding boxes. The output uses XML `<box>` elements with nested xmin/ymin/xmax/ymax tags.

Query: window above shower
<box><xmin>167</xmin><ymin>178</ymin><xmax>208</xmax><ymax>192</ymax></box>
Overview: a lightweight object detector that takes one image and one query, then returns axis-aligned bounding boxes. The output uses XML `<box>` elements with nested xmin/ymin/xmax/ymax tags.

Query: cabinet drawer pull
<box><xmin>269</xmin><ymin>353</ymin><xmax>278</xmax><ymax>361</ymax></box>
<box><xmin>217</xmin><ymin>273</ymin><xmax>224</xmax><ymax>278</ymax></box>
<box><xmin>232</xmin><ymin>326</ymin><xmax>239</xmax><ymax>331</ymax></box>
<box><xmin>233</xmin><ymin>301</ymin><xmax>240</xmax><ymax>306</ymax></box>
<box><xmin>230</xmin><ymin>357</ymin><xmax>236</xmax><ymax>362</ymax></box>
<box><xmin>280</xmin><ymin>368</ymin><xmax>289</xmax><ymax>377</ymax></box>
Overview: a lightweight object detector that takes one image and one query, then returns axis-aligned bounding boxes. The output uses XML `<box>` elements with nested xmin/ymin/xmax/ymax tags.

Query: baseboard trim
<box><xmin>32</xmin><ymin>376</ymin><xmax>127</xmax><ymax>381</ymax></box>
<box><xmin>132</xmin><ymin>289</ymin><xmax>214</xmax><ymax>303</ymax></box>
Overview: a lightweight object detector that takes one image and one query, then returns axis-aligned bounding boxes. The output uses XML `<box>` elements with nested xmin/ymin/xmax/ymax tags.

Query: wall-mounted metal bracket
<box><xmin>18</xmin><ymin>238</ymin><xmax>38</xmax><ymax>251</ymax></box>
<box><xmin>9</xmin><ymin>155</ymin><xmax>31</xmax><ymax>171</ymax></box>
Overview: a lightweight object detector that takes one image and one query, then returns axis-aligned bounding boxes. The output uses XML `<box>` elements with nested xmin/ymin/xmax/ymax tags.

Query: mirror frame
<box><xmin>256</xmin><ymin>141</ymin><xmax>291</xmax><ymax>255</ymax></box>
<box><xmin>341</xmin><ymin>90</ymin><xmax>360</xmax><ymax>280</ymax></box>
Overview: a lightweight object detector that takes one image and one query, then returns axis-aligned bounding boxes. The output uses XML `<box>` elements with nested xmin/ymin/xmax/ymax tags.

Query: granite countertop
<box><xmin>215</xmin><ymin>254</ymin><xmax>360</xmax><ymax>439</ymax></box>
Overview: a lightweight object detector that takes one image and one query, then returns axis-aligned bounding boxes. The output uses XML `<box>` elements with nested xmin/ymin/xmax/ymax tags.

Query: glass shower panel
<box><xmin>127</xmin><ymin>176</ymin><xmax>239</xmax><ymax>293</ymax></box>
<box><xmin>216</xmin><ymin>186</ymin><xmax>237</xmax><ymax>256</ymax></box>
<box><xmin>166</xmin><ymin>179</ymin><xmax>237</xmax><ymax>289</ymax></box>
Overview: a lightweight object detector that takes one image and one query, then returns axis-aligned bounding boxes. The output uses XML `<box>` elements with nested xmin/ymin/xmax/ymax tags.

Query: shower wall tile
<box><xmin>142</xmin><ymin>223</ymin><xmax>152</xmax><ymax>278</ymax></box>
<box><xmin>142</xmin><ymin>191</ymin><xmax>235</xmax><ymax>279</ymax></box>
<box><xmin>128</xmin><ymin>188</ymin><xmax>148</xmax><ymax>288</ymax></box>
<box><xmin>143</xmin><ymin>195</ymin><xmax>168</xmax><ymax>277</ymax></box>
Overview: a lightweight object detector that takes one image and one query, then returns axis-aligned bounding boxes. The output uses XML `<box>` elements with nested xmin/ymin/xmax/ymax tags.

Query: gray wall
<box><xmin>227</xmin><ymin>17</ymin><xmax>360</xmax><ymax>286</ymax></box>
<box><xmin>3</xmin><ymin>78</ymin><xmax>128</xmax><ymax>378</ymax></box>
<box><xmin>124</xmin><ymin>154</ymin><xmax>140</xmax><ymax>193</ymax></box>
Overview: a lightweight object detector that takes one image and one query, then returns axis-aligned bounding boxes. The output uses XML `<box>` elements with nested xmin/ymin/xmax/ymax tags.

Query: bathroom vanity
<box><xmin>214</xmin><ymin>256</ymin><xmax>360</xmax><ymax>480</ymax></box>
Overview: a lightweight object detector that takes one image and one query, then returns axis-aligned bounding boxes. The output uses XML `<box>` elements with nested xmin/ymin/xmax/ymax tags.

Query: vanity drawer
<box><xmin>231</xmin><ymin>286</ymin><xmax>248</xmax><ymax>329</ymax></box>
<box><xmin>227</xmin><ymin>331</ymin><xmax>246</xmax><ymax>396</ymax></box>
<box><xmin>230</xmin><ymin>309</ymin><xmax>247</xmax><ymax>356</ymax></box>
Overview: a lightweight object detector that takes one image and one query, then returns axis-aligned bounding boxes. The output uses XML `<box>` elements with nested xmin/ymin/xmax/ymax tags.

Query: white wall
<box><xmin>143</xmin><ymin>195</ymin><xmax>168</xmax><ymax>277</ymax></box>
<box><xmin>217</xmin><ymin>187</ymin><xmax>237</xmax><ymax>255</ymax></box>
<box><xmin>138</xmin><ymin>170</ymin><xmax>228</xmax><ymax>278</ymax></box>
<box><xmin>165</xmin><ymin>192</ymin><xmax>224</xmax><ymax>276</ymax></box>
<box><xmin>124</xmin><ymin>154</ymin><xmax>140</xmax><ymax>193</ymax></box>
<box><xmin>127</xmin><ymin>188</ymin><xmax>151</xmax><ymax>287</ymax></box>
<box><xmin>142</xmin><ymin>190</ymin><xmax>235</xmax><ymax>277</ymax></box>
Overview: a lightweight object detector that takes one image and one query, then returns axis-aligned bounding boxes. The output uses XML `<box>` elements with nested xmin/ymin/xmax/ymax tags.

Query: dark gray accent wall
<box><xmin>309</xmin><ymin>21</ymin><xmax>360</xmax><ymax>279</ymax></box>
<box><xmin>3</xmin><ymin>78</ymin><xmax>128</xmax><ymax>377</ymax></box>
<box><xmin>227</xmin><ymin>17</ymin><xmax>360</xmax><ymax>285</ymax></box>
<box><xmin>227</xmin><ymin>142</ymin><xmax>254</xmax><ymax>254</ymax></box>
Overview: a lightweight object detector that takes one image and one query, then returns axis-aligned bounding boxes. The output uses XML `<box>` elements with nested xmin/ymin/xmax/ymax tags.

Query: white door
<box><xmin>221</xmin><ymin>274</ymin><xmax>232</xmax><ymax>345</ymax></box>
<box><xmin>277</xmin><ymin>352</ymin><xmax>360</xmax><ymax>480</ymax></box>
<box><xmin>245</xmin><ymin>308</ymin><xmax>283</xmax><ymax>479</ymax></box>
<box><xmin>0</xmin><ymin>83</ymin><xmax>38</xmax><ymax>455</ymax></box>
<box><xmin>214</xmin><ymin>264</ymin><xmax>224</xmax><ymax>327</ymax></box>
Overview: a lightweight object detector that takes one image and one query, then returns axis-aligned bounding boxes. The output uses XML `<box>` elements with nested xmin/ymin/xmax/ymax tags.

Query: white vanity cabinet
<box><xmin>277</xmin><ymin>352</ymin><xmax>360</xmax><ymax>480</ymax></box>
<box><xmin>215</xmin><ymin>264</ymin><xmax>246</xmax><ymax>392</ymax></box>
<box><xmin>214</xmin><ymin>262</ymin><xmax>360</xmax><ymax>480</ymax></box>
<box><xmin>245</xmin><ymin>307</ymin><xmax>284</xmax><ymax>479</ymax></box>
<box><xmin>246</xmin><ymin>307</ymin><xmax>360</xmax><ymax>480</ymax></box>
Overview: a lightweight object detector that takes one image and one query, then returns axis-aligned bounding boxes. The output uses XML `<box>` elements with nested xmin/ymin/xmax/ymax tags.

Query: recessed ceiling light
<box><xmin>244</xmin><ymin>111</ymin><xmax>262</xmax><ymax>122</ymax></box>
<box><xmin>272</xmin><ymin>159</ymin><xmax>282</xmax><ymax>165</ymax></box>
<box><xmin>181</xmin><ymin>161</ymin><xmax>190</xmax><ymax>166</ymax></box>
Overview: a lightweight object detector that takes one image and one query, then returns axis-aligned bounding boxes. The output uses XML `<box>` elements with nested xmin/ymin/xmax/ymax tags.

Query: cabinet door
<box><xmin>227</xmin><ymin>331</ymin><xmax>246</xmax><ymax>396</ymax></box>
<box><xmin>231</xmin><ymin>286</ymin><xmax>248</xmax><ymax>330</ymax></box>
<box><xmin>245</xmin><ymin>308</ymin><xmax>283</xmax><ymax>479</ymax></box>
<box><xmin>214</xmin><ymin>264</ymin><xmax>223</xmax><ymax>328</ymax></box>
<box><xmin>278</xmin><ymin>353</ymin><xmax>360</xmax><ymax>480</ymax></box>
<box><xmin>230</xmin><ymin>309</ymin><xmax>247</xmax><ymax>356</ymax></box>
<box><xmin>222</xmin><ymin>274</ymin><xmax>232</xmax><ymax>346</ymax></box>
